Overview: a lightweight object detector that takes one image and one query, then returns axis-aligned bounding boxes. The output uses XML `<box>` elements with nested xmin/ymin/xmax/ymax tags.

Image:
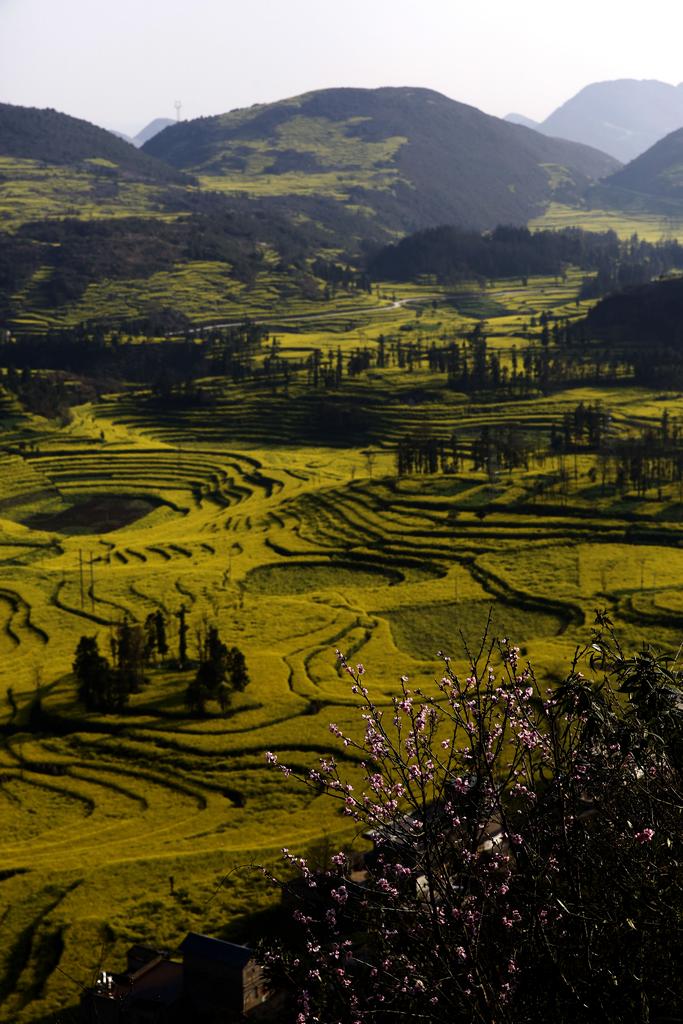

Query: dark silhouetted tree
<box><xmin>73</xmin><ymin>635</ymin><xmax>127</xmax><ymax>712</ymax></box>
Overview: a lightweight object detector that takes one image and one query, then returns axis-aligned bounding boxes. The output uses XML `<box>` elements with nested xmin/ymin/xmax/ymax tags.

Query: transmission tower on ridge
<box><xmin>174</xmin><ymin>100</ymin><xmax>182</xmax><ymax>122</ymax></box>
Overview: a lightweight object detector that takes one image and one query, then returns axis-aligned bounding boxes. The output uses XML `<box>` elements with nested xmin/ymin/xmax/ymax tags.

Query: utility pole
<box><xmin>89</xmin><ymin>554</ymin><xmax>96</xmax><ymax>612</ymax></box>
<box><xmin>79</xmin><ymin>549</ymin><xmax>84</xmax><ymax>609</ymax></box>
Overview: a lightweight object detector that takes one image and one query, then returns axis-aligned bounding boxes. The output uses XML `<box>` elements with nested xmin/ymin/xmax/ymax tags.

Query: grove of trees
<box><xmin>186</xmin><ymin>624</ymin><xmax>250</xmax><ymax>715</ymax></box>
<box><xmin>72</xmin><ymin>614</ymin><xmax>248</xmax><ymax>716</ymax></box>
<box><xmin>368</xmin><ymin>224</ymin><xmax>683</xmax><ymax>294</ymax></box>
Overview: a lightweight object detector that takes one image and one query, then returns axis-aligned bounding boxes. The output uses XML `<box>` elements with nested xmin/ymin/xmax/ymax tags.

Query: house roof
<box><xmin>179</xmin><ymin>932</ymin><xmax>253</xmax><ymax>968</ymax></box>
<box><xmin>130</xmin><ymin>960</ymin><xmax>183</xmax><ymax>1005</ymax></box>
<box><xmin>90</xmin><ymin>960</ymin><xmax>183</xmax><ymax>1005</ymax></box>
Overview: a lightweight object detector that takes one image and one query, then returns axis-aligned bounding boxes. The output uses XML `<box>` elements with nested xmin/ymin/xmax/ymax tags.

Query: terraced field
<box><xmin>530</xmin><ymin>201</ymin><xmax>683</xmax><ymax>241</ymax></box>
<box><xmin>9</xmin><ymin>262</ymin><xmax>387</xmax><ymax>333</ymax></box>
<box><xmin>4</xmin><ymin>273</ymin><xmax>683</xmax><ymax>1021</ymax></box>
<box><xmin>0</xmin><ymin>157</ymin><xmax>184</xmax><ymax>231</ymax></box>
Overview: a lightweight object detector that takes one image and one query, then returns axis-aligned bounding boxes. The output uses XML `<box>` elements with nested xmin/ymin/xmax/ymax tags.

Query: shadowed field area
<box><xmin>23</xmin><ymin>496</ymin><xmax>164</xmax><ymax>534</ymax></box>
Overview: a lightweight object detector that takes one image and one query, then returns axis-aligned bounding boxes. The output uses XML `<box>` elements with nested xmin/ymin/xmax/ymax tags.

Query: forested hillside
<box><xmin>0</xmin><ymin>103</ymin><xmax>188</xmax><ymax>184</ymax></box>
<box><xmin>583</xmin><ymin>274</ymin><xmax>683</xmax><ymax>343</ymax></box>
<box><xmin>593</xmin><ymin>126</ymin><xmax>683</xmax><ymax>212</ymax></box>
<box><xmin>367</xmin><ymin>224</ymin><xmax>683</xmax><ymax>294</ymax></box>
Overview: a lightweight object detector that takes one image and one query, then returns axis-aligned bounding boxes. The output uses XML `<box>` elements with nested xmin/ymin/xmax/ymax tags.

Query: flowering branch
<box><xmin>262</xmin><ymin>621</ymin><xmax>683</xmax><ymax>1024</ymax></box>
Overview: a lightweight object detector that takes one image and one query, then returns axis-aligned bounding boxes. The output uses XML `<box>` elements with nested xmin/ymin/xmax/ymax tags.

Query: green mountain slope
<box><xmin>143</xmin><ymin>87</ymin><xmax>619</xmax><ymax>236</ymax></box>
<box><xmin>0</xmin><ymin>104</ymin><xmax>196</xmax><ymax>233</ymax></box>
<box><xmin>592</xmin><ymin>127</ymin><xmax>683</xmax><ymax>214</ymax></box>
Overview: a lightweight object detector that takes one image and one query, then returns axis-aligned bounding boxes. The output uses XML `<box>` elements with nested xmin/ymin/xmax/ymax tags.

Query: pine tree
<box><xmin>227</xmin><ymin>646</ymin><xmax>249</xmax><ymax>691</ymax></box>
<box><xmin>155</xmin><ymin>610</ymin><xmax>168</xmax><ymax>658</ymax></box>
<box><xmin>115</xmin><ymin>617</ymin><xmax>146</xmax><ymax>692</ymax></box>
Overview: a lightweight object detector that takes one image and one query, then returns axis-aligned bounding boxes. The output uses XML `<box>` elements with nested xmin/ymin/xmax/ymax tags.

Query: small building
<box><xmin>80</xmin><ymin>932</ymin><xmax>270</xmax><ymax>1023</ymax></box>
<box><xmin>80</xmin><ymin>948</ymin><xmax>183</xmax><ymax>1024</ymax></box>
<box><xmin>179</xmin><ymin>932</ymin><xmax>269</xmax><ymax>1018</ymax></box>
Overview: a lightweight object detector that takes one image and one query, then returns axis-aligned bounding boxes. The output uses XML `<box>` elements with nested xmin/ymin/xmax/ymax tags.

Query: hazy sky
<box><xmin>1</xmin><ymin>0</ymin><xmax>682</xmax><ymax>135</ymax></box>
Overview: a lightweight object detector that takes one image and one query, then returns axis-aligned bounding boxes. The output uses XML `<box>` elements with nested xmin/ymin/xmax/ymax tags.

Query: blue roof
<box><xmin>179</xmin><ymin>933</ymin><xmax>253</xmax><ymax>968</ymax></box>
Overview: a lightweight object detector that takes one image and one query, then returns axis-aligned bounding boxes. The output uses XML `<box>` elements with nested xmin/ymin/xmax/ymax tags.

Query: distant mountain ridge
<box><xmin>143</xmin><ymin>86</ymin><xmax>619</xmax><ymax>238</ymax></box>
<box><xmin>504</xmin><ymin>113</ymin><xmax>540</xmax><ymax>130</ymax></box>
<box><xmin>510</xmin><ymin>80</ymin><xmax>683</xmax><ymax>163</ymax></box>
<box><xmin>109</xmin><ymin>128</ymin><xmax>135</xmax><ymax>145</ymax></box>
<box><xmin>105</xmin><ymin>119</ymin><xmax>176</xmax><ymax>147</ymax></box>
<box><xmin>134</xmin><ymin>118</ymin><xmax>175</xmax><ymax>147</ymax></box>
